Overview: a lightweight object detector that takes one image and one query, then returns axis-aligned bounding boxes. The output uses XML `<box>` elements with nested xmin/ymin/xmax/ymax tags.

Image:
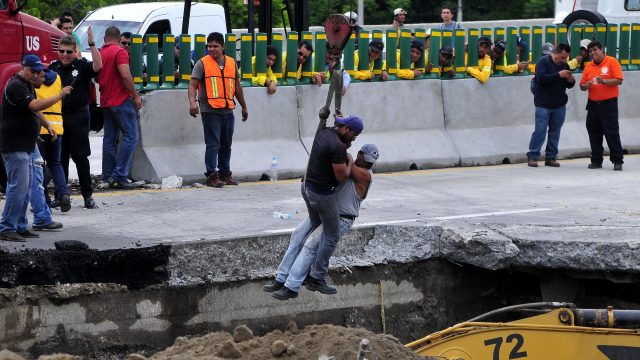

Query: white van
<box><xmin>74</xmin><ymin>2</ymin><xmax>226</xmax><ymax>58</ymax></box>
<box><xmin>556</xmin><ymin>0</ymin><xmax>640</xmax><ymax>25</ymax></box>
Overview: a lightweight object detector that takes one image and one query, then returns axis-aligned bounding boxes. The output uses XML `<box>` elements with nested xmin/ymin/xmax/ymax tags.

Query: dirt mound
<box><xmin>135</xmin><ymin>322</ymin><xmax>424</xmax><ymax>360</ymax></box>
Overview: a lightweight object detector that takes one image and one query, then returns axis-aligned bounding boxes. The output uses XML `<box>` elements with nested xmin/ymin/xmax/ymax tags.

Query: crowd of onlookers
<box><xmin>0</xmin><ymin>7</ymin><xmax>626</xmax><ymax>242</ymax></box>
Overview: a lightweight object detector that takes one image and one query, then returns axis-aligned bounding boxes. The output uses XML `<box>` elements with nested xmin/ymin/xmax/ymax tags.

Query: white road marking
<box><xmin>432</xmin><ymin>208</ymin><xmax>552</xmax><ymax>220</ymax></box>
<box><xmin>263</xmin><ymin>208</ymin><xmax>553</xmax><ymax>234</ymax></box>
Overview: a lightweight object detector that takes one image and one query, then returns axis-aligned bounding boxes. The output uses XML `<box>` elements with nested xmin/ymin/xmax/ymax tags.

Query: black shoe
<box><xmin>614</xmin><ymin>163</ymin><xmax>623</xmax><ymax>171</ymax></box>
<box><xmin>32</xmin><ymin>221</ymin><xmax>64</xmax><ymax>231</ymax></box>
<box><xmin>588</xmin><ymin>163</ymin><xmax>603</xmax><ymax>169</ymax></box>
<box><xmin>262</xmin><ymin>280</ymin><xmax>284</xmax><ymax>293</ymax></box>
<box><xmin>84</xmin><ymin>196</ymin><xmax>96</xmax><ymax>209</ymax></box>
<box><xmin>301</xmin><ymin>274</ymin><xmax>313</xmax><ymax>286</ymax></box>
<box><xmin>18</xmin><ymin>230</ymin><xmax>40</xmax><ymax>238</ymax></box>
<box><xmin>50</xmin><ymin>199</ymin><xmax>61</xmax><ymax>208</ymax></box>
<box><xmin>60</xmin><ymin>194</ymin><xmax>71</xmax><ymax>212</ymax></box>
<box><xmin>305</xmin><ymin>277</ymin><xmax>337</xmax><ymax>295</ymax></box>
<box><xmin>272</xmin><ymin>287</ymin><xmax>298</xmax><ymax>300</ymax></box>
<box><xmin>0</xmin><ymin>232</ymin><xmax>26</xmax><ymax>242</ymax></box>
<box><xmin>110</xmin><ymin>181</ymin><xmax>133</xmax><ymax>189</ymax></box>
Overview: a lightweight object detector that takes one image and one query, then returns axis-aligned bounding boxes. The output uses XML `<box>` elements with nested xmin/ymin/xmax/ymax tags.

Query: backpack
<box><xmin>530</xmin><ymin>76</ymin><xmax>537</xmax><ymax>95</ymax></box>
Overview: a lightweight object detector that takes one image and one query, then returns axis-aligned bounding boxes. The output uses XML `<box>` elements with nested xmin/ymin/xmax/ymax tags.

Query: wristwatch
<box><xmin>88</xmin><ymin>42</ymin><xmax>96</xmax><ymax>47</ymax></box>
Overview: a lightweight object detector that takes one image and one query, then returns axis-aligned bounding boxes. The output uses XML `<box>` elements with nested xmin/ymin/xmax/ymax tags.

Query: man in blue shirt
<box><xmin>437</xmin><ymin>6</ymin><xmax>463</xmax><ymax>31</ymax></box>
<box><xmin>527</xmin><ymin>43</ymin><xmax>575</xmax><ymax>167</ymax></box>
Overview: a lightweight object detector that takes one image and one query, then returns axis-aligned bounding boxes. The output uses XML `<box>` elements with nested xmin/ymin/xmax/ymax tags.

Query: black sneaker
<box><xmin>84</xmin><ymin>196</ymin><xmax>96</xmax><ymax>209</ymax></box>
<box><xmin>301</xmin><ymin>274</ymin><xmax>313</xmax><ymax>286</ymax></box>
<box><xmin>60</xmin><ymin>194</ymin><xmax>71</xmax><ymax>212</ymax></box>
<box><xmin>0</xmin><ymin>232</ymin><xmax>26</xmax><ymax>242</ymax></box>
<box><xmin>614</xmin><ymin>163</ymin><xmax>623</xmax><ymax>171</ymax></box>
<box><xmin>588</xmin><ymin>163</ymin><xmax>603</xmax><ymax>169</ymax></box>
<box><xmin>18</xmin><ymin>230</ymin><xmax>40</xmax><ymax>238</ymax></box>
<box><xmin>33</xmin><ymin>221</ymin><xmax>64</xmax><ymax>231</ymax></box>
<box><xmin>50</xmin><ymin>199</ymin><xmax>61</xmax><ymax>208</ymax></box>
<box><xmin>110</xmin><ymin>181</ymin><xmax>133</xmax><ymax>189</ymax></box>
<box><xmin>262</xmin><ymin>280</ymin><xmax>284</xmax><ymax>293</ymax></box>
<box><xmin>272</xmin><ymin>287</ymin><xmax>298</xmax><ymax>300</ymax></box>
<box><xmin>304</xmin><ymin>276</ymin><xmax>337</xmax><ymax>295</ymax></box>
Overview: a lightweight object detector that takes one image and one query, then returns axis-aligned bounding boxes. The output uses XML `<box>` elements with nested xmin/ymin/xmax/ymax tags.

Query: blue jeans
<box><xmin>276</xmin><ymin>216</ymin><xmax>354</xmax><ymax>292</ymax></box>
<box><xmin>0</xmin><ymin>151</ymin><xmax>32</xmax><ymax>233</ymax></box>
<box><xmin>39</xmin><ymin>135</ymin><xmax>68</xmax><ymax>199</ymax></box>
<box><xmin>102</xmin><ymin>98</ymin><xmax>138</xmax><ymax>182</ymax></box>
<box><xmin>201</xmin><ymin>112</ymin><xmax>235</xmax><ymax>177</ymax></box>
<box><xmin>30</xmin><ymin>147</ymin><xmax>52</xmax><ymax>227</ymax></box>
<box><xmin>527</xmin><ymin>105</ymin><xmax>566</xmax><ymax>160</ymax></box>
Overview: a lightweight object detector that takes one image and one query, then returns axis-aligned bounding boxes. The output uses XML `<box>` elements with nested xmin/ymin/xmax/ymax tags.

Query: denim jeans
<box><xmin>277</xmin><ymin>217</ymin><xmax>353</xmax><ymax>292</ymax></box>
<box><xmin>527</xmin><ymin>105</ymin><xmax>566</xmax><ymax>160</ymax></box>
<box><xmin>102</xmin><ymin>98</ymin><xmax>138</xmax><ymax>183</ymax></box>
<box><xmin>302</xmin><ymin>184</ymin><xmax>341</xmax><ymax>281</ymax></box>
<box><xmin>0</xmin><ymin>151</ymin><xmax>32</xmax><ymax>233</ymax></box>
<box><xmin>30</xmin><ymin>147</ymin><xmax>52</xmax><ymax>227</ymax></box>
<box><xmin>39</xmin><ymin>135</ymin><xmax>69</xmax><ymax>200</ymax></box>
<box><xmin>201</xmin><ymin>111</ymin><xmax>235</xmax><ymax>177</ymax></box>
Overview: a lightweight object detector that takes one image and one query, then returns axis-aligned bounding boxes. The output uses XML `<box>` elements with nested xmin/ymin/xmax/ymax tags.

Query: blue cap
<box><xmin>410</xmin><ymin>40</ymin><xmax>424</xmax><ymax>52</ymax></box>
<box><xmin>336</xmin><ymin>115</ymin><xmax>364</xmax><ymax>134</ymax></box>
<box><xmin>21</xmin><ymin>54</ymin><xmax>45</xmax><ymax>72</ymax></box>
<box><xmin>43</xmin><ymin>69</ymin><xmax>57</xmax><ymax>86</ymax></box>
<box><xmin>360</xmin><ymin>144</ymin><xmax>379</xmax><ymax>164</ymax></box>
<box><xmin>516</xmin><ymin>36</ymin><xmax>528</xmax><ymax>49</ymax></box>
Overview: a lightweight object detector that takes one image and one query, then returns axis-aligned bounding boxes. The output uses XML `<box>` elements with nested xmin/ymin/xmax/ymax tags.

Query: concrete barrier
<box><xmin>131</xmin><ymin>86</ymin><xmax>307</xmax><ymax>183</ymax></box>
<box><xmin>296</xmin><ymin>80</ymin><xmax>460</xmax><ymax>172</ymax></box>
<box><xmin>573</xmin><ymin>71</ymin><xmax>640</xmax><ymax>161</ymax></box>
<box><xmin>443</xmin><ymin>75</ymin><xmax>591</xmax><ymax>165</ymax></box>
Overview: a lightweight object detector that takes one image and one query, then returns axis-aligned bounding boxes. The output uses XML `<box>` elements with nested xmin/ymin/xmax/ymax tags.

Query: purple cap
<box><xmin>21</xmin><ymin>54</ymin><xmax>45</xmax><ymax>72</ymax></box>
<box><xmin>336</xmin><ymin>115</ymin><xmax>364</xmax><ymax>134</ymax></box>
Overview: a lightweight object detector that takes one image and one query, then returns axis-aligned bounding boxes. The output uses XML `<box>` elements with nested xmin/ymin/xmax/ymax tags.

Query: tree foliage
<box><xmin>22</xmin><ymin>0</ymin><xmax>554</xmax><ymax>30</ymax></box>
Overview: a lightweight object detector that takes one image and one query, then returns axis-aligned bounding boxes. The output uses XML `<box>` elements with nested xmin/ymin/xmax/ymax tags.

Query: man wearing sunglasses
<box><xmin>48</xmin><ymin>30</ymin><xmax>101</xmax><ymax>209</ymax></box>
<box><xmin>281</xmin><ymin>41</ymin><xmax>314</xmax><ymax>83</ymax></box>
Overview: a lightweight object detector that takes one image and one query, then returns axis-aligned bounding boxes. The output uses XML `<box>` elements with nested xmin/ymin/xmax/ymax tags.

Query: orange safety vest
<box><xmin>202</xmin><ymin>55</ymin><xmax>236</xmax><ymax>109</ymax></box>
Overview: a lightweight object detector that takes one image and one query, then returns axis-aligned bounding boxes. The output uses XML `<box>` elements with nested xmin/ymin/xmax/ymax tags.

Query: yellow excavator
<box><xmin>407</xmin><ymin>302</ymin><xmax>640</xmax><ymax>359</ymax></box>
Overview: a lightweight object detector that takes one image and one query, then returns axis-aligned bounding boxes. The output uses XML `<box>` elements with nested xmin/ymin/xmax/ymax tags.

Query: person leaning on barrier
<box><xmin>527</xmin><ymin>43</ymin><xmax>575</xmax><ymax>168</ymax></box>
<box><xmin>397</xmin><ymin>40</ymin><xmax>425</xmax><ymax>80</ymax></box>
<box><xmin>188</xmin><ymin>32</ymin><xmax>248</xmax><ymax>187</ymax></box>
<box><xmin>437</xmin><ymin>45</ymin><xmax>456</xmax><ymax>78</ymax></box>
<box><xmin>252</xmin><ymin>45</ymin><xmax>278</xmax><ymax>94</ymax></box>
<box><xmin>312</xmin><ymin>44</ymin><xmax>351</xmax><ymax>96</ymax></box>
<box><xmin>354</xmin><ymin>40</ymin><xmax>388</xmax><ymax>81</ymax></box>
<box><xmin>568</xmin><ymin>39</ymin><xmax>591</xmax><ymax>71</ymax></box>
<box><xmin>282</xmin><ymin>40</ymin><xmax>313</xmax><ymax>82</ymax></box>
<box><xmin>579</xmin><ymin>40</ymin><xmax>624</xmax><ymax>171</ymax></box>
<box><xmin>49</xmin><ymin>32</ymin><xmax>101</xmax><ymax>209</ymax></box>
<box><xmin>500</xmin><ymin>37</ymin><xmax>532</xmax><ymax>75</ymax></box>
<box><xmin>265</xmin><ymin>143</ymin><xmax>379</xmax><ymax>301</ymax></box>
<box><xmin>465</xmin><ymin>36</ymin><xmax>493</xmax><ymax>83</ymax></box>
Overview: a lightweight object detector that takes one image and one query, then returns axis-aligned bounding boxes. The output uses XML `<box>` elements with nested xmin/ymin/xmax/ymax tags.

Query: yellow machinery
<box><xmin>407</xmin><ymin>302</ymin><xmax>640</xmax><ymax>360</ymax></box>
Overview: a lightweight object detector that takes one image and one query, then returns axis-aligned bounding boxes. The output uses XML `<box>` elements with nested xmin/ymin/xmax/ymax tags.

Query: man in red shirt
<box><xmin>579</xmin><ymin>41</ymin><xmax>624</xmax><ymax>171</ymax></box>
<box><xmin>98</xmin><ymin>26</ymin><xmax>142</xmax><ymax>188</ymax></box>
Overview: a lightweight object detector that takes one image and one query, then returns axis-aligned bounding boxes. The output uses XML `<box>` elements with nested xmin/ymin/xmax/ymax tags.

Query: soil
<box><xmin>138</xmin><ymin>322</ymin><xmax>425</xmax><ymax>360</ymax></box>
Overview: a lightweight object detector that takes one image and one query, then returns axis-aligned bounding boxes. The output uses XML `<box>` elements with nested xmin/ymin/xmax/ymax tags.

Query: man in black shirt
<box><xmin>0</xmin><ymin>55</ymin><xmax>71</xmax><ymax>242</ymax></box>
<box><xmin>301</xmin><ymin>115</ymin><xmax>362</xmax><ymax>294</ymax></box>
<box><xmin>49</xmin><ymin>31</ymin><xmax>102</xmax><ymax>209</ymax></box>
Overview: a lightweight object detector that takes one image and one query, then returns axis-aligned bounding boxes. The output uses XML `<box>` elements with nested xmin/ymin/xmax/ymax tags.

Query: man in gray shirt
<box><xmin>188</xmin><ymin>32</ymin><xmax>248</xmax><ymax>188</ymax></box>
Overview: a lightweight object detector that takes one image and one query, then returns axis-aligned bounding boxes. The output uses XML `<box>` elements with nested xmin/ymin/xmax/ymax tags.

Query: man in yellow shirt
<box><xmin>252</xmin><ymin>45</ymin><xmax>278</xmax><ymax>94</ymax></box>
<box><xmin>568</xmin><ymin>39</ymin><xmax>591</xmax><ymax>71</ymax></box>
<box><xmin>466</xmin><ymin>36</ymin><xmax>493</xmax><ymax>83</ymax></box>
<box><xmin>354</xmin><ymin>40</ymin><xmax>388</xmax><ymax>81</ymax></box>
<box><xmin>397</xmin><ymin>40</ymin><xmax>425</xmax><ymax>79</ymax></box>
<box><xmin>282</xmin><ymin>41</ymin><xmax>313</xmax><ymax>82</ymax></box>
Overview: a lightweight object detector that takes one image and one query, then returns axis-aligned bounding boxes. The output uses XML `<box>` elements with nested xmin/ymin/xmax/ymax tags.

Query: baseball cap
<box><xmin>21</xmin><ymin>54</ymin><xmax>45</xmax><ymax>72</ymax></box>
<box><xmin>369</xmin><ymin>39</ymin><xmax>384</xmax><ymax>53</ymax></box>
<box><xmin>580</xmin><ymin>38</ymin><xmax>592</xmax><ymax>49</ymax></box>
<box><xmin>494</xmin><ymin>40</ymin><xmax>506</xmax><ymax>53</ymax></box>
<box><xmin>336</xmin><ymin>115</ymin><xmax>364</xmax><ymax>134</ymax></box>
<box><xmin>394</xmin><ymin>8</ymin><xmax>407</xmax><ymax>16</ymax></box>
<box><xmin>410</xmin><ymin>40</ymin><xmax>424</xmax><ymax>52</ymax></box>
<box><xmin>360</xmin><ymin>144</ymin><xmax>379</xmax><ymax>164</ymax></box>
<box><xmin>43</xmin><ymin>69</ymin><xmax>57</xmax><ymax>86</ymax></box>
<box><xmin>542</xmin><ymin>42</ymin><xmax>554</xmax><ymax>55</ymax></box>
<box><xmin>440</xmin><ymin>45</ymin><xmax>453</xmax><ymax>56</ymax></box>
<box><xmin>478</xmin><ymin>36</ymin><xmax>493</xmax><ymax>46</ymax></box>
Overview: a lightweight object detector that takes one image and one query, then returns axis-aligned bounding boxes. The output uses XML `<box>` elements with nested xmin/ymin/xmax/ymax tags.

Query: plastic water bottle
<box><xmin>273</xmin><ymin>211</ymin><xmax>292</xmax><ymax>220</ymax></box>
<box><xmin>270</xmin><ymin>155</ymin><xmax>278</xmax><ymax>181</ymax></box>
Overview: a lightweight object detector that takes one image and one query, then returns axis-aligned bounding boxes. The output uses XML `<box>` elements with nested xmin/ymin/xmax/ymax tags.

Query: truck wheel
<box><xmin>562</xmin><ymin>9</ymin><xmax>608</xmax><ymax>28</ymax></box>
